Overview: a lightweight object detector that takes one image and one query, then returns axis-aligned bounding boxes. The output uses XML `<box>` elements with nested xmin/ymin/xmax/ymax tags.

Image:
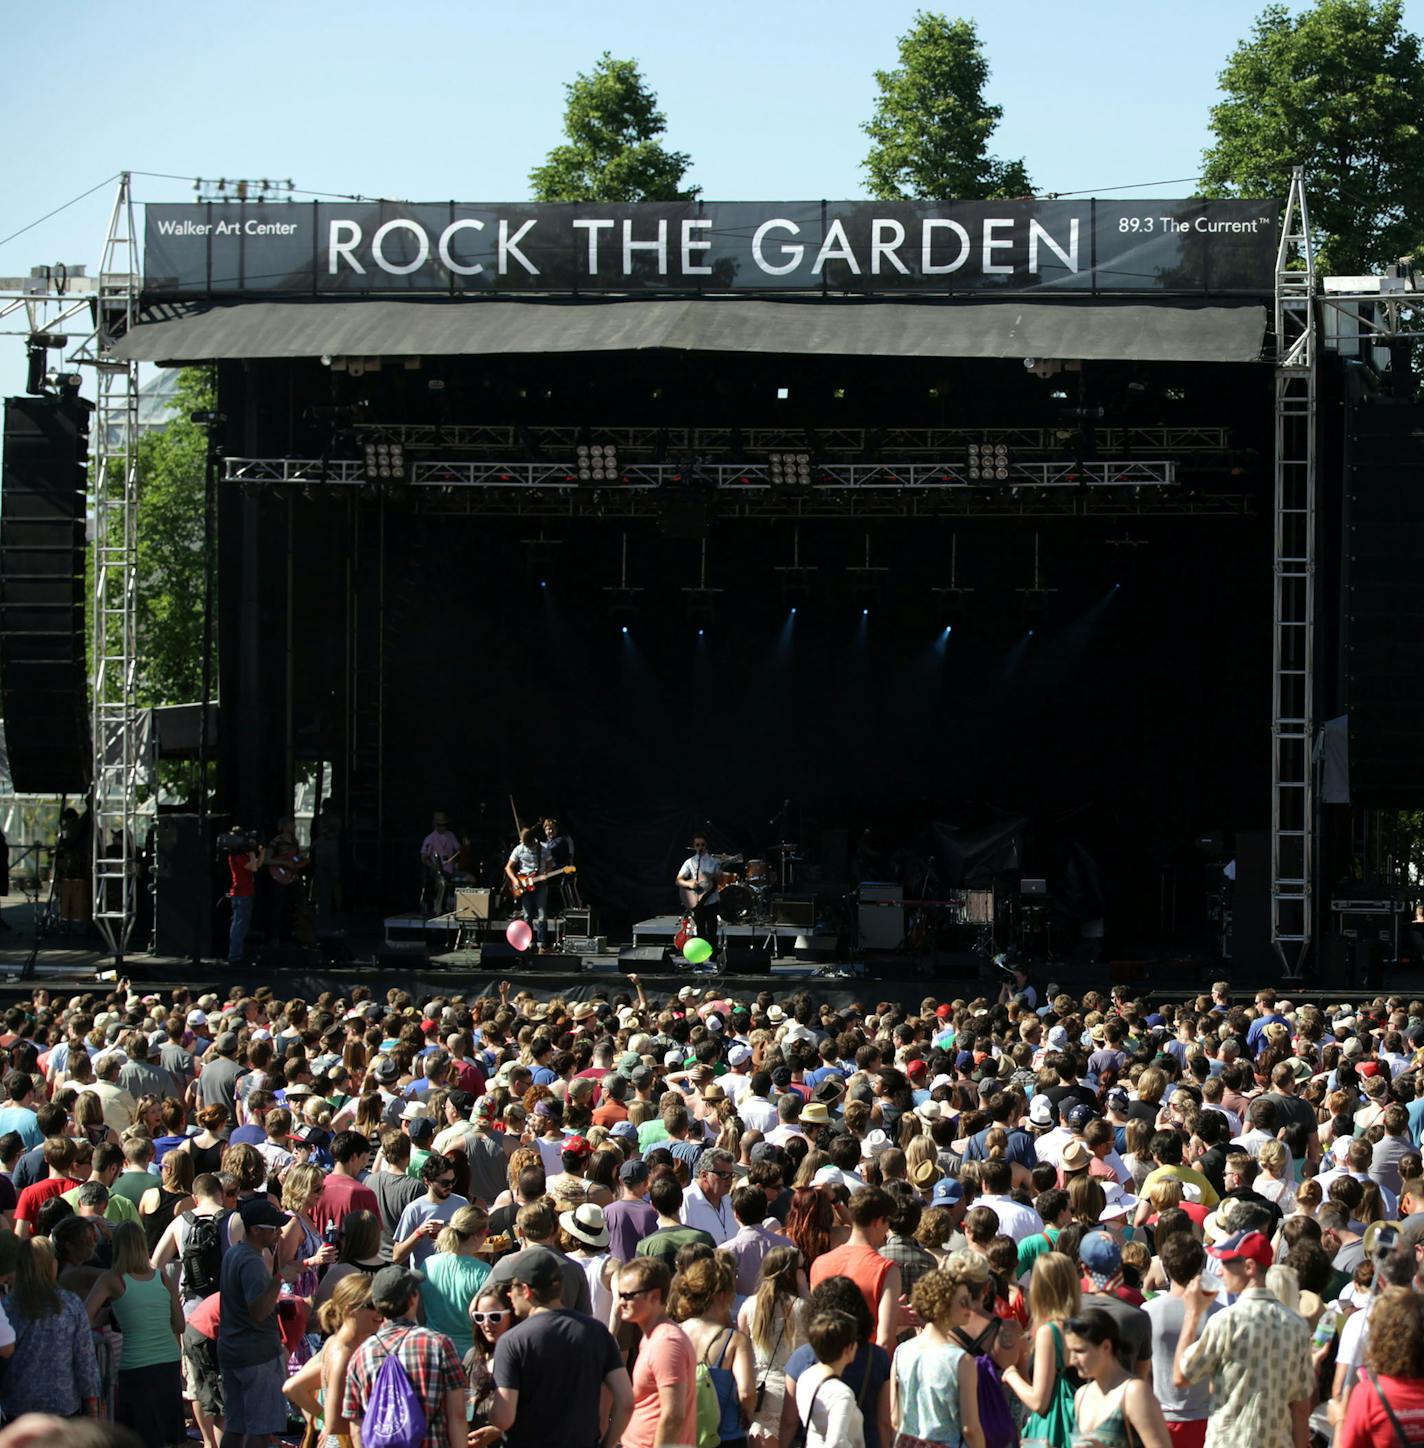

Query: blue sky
<box><xmin>2</xmin><ymin>0</ymin><xmax>1419</xmax><ymax>393</ymax></box>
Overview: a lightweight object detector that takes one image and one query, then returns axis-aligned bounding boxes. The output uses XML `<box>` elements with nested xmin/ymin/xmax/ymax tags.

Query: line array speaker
<box><xmin>1</xmin><ymin>394</ymin><xmax>91</xmax><ymax>791</ymax></box>
<box><xmin>1346</xmin><ymin>400</ymin><xmax>1424</xmax><ymax>804</ymax></box>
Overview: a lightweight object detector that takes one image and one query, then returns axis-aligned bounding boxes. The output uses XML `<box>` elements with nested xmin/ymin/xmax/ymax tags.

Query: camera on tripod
<box><xmin>216</xmin><ymin>829</ymin><xmax>262</xmax><ymax>857</ymax></box>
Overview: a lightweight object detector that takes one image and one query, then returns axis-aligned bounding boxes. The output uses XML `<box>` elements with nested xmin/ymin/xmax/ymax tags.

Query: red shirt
<box><xmin>1339</xmin><ymin>1372</ymin><xmax>1424</xmax><ymax>1448</ymax></box>
<box><xmin>313</xmin><ymin>1172</ymin><xmax>380</xmax><ymax>1237</ymax></box>
<box><xmin>188</xmin><ymin>1292</ymin><xmax>222</xmax><ymax>1339</ymax></box>
<box><xmin>16</xmin><ymin>1176</ymin><xmax>81</xmax><ymax>1227</ymax></box>
<box><xmin>228</xmin><ymin>852</ymin><xmax>256</xmax><ymax>899</ymax></box>
<box><xmin>449</xmin><ymin>1059</ymin><xmax>486</xmax><ymax>1098</ymax></box>
<box><xmin>809</xmin><ymin>1243</ymin><xmax>895</xmax><ymax>1333</ymax></box>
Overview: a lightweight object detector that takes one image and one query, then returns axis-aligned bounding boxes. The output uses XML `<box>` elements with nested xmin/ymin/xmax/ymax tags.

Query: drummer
<box><xmin>676</xmin><ymin>833</ymin><xmax>727</xmax><ymax>964</ymax></box>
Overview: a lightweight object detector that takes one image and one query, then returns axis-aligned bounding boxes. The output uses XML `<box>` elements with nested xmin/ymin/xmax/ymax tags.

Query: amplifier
<box><xmin>858</xmin><ymin>882</ymin><xmax>903</xmax><ymax>949</ymax></box>
<box><xmin>774</xmin><ymin>899</ymin><xmax>816</xmax><ymax>928</ymax></box>
<box><xmin>454</xmin><ymin>888</ymin><xmax>492</xmax><ymax>920</ymax></box>
<box><xmin>563</xmin><ymin>935</ymin><xmax>606</xmax><ymax>953</ymax></box>
<box><xmin>563</xmin><ymin>907</ymin><xmax>597</xmax><ymax>936</ymax></box>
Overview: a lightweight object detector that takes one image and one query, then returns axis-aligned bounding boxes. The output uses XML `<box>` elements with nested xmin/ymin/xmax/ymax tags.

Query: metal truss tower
<box><xmin>1271</xmin><ymin>168</ymin><xmax>1317</xmax><ymax>980</ymax></box>
<box><xmin>90</xmin><ymin>174</ymin><xmax>142</xmax><ymax>955</ymax></box>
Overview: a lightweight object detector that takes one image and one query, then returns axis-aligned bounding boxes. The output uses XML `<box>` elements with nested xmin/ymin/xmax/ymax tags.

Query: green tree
<box><xmin>1201</xmin><ymin>0</ymin><xmax>1424</xmax><ymax>273</ymax></box>
<box><xmin>127</xmin><ymin>367</ymin><xmax>215</xmax><ymax>707</ymax></box>
<box><xmin>530</xmin><ymin>53</ymin><xmax>697</xmax><ymax>202</ymax></box>
<box><xmin>862</xmin><ymin>12</ymin><xmax>1031</xmax><ymax>201</ymax></box>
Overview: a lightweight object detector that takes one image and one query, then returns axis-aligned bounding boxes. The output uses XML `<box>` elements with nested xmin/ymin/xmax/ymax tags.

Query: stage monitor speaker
<box><xmin>1346</xmin><ymin>399</ymin><xmax>1424</xmax><ymax>804</ymax></box>
<box><xmin>1</xmin><ymin>394</ymin><xmax>91</xmax><ymax>792</ymax></box>
<box><xmin>618</xmin><ymin>944</ymin><xmax>669</xmax><ymax>972</ymax></box>
<box><xmin>454</xmin><ymin>888</ymin><xmax>492</xmax><ymax>921</ymax></box>
<box><xmin>154</xmin><ymin>813</ymin><xmax>228</xmax><ymax>960</ymax></box>
<box><xmin>479</xmin><ymin>941</ymin><xmax>582</xmax><ymax>970</ymax></box>
<box><xmin>723</xmin><ymin>944</ymin><xmax>775</xmax><ymax>974</ymax></box>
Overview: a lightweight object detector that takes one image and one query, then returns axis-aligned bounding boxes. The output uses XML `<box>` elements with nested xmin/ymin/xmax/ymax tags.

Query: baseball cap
<box><xmin>930</xmin><ymin>1177</ymin><xmax>963</xmax><ymax>1207</ymax></box>
<box><xmin>906</xmin><ymin>1060</ymin><xmax>928</xmax><ymax>1080</ymax></box>
<box><xmin>1067</xmin><ymin>1104</ymin><xmax>1097</xmax><ymax>1131</ymax></box>
<box><xmin>1107</xmin><ymin>1087</ymin><xmax>1130</xmax><ymax>1111</ymax></box>
<box><xmin>186</xmin><ymin>1009</ymin><xmax>208</xmax><ymax>1026</ymax></box>
<box><xmin>213</xmin><ymin>1031</ymin><xmax>239</xmax><ymax>1055</ymax></box>
<box><xmin>370</xmin><ymin>1265</ymin><xmax>423</xmax><ymax>1310</ymax></box>
<box><xmin>504</xmin><ymin>1245</ymin><xmax>564</xmax><ymax>1293</ymax></box>
<box><xmin>727</xmin><ymin>1044</ymin><xmax>752</xmax><ymax>1067</ymax></box>
<box><xmin>812</xmin><ymin>1166</ymin><xmax>847</xmax><ymax>1189</ymax></box>
<box><xmin>619</xmin><ymin>1159</ymin><xmax>650</xmax><ymax>1185</ymax></box>
<box><xmin>610</xmin><ymin>1120</ymin><xmax>638</xmax><ymax>1142</ymax></box>
<box><xmin>238</xmin><ymin>1198</ymin><xmax>290</xmax><ymax>1231</ymax></box>
<box><xmin>1080</xmin><ymin>1231</ymin><xmax>1122</xmax><ymax>1279</ymax></box>
<box><xmin>1208</xmin><ymin>1230</ymin><xmax>1273</xmax><ymax>1268</ymax></box>
<box><xmin>562</xmin><ymin>1135</ymin><xmax>592</xmax><ymax>1158</ymax></box>
<box><xmin>935</xmin><ymin>1003</ymin><xmax>952</xmax><ymax>1020</ymax></box>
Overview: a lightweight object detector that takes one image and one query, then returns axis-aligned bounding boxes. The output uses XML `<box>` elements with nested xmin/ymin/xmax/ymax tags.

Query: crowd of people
<box><xmin>0</xmin><ymin>973</ymin><xmax>1420</xmax><ymax>1448</ymax></box>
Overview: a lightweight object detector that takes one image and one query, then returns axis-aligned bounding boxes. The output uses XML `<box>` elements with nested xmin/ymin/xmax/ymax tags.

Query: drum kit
<box><xmin>674</xmin><ymin>842</ymin><xmax>802</xmax><ymax>953</ymax></box>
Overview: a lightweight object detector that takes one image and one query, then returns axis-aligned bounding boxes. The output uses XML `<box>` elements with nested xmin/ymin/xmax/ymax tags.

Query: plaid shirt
<box><xmin>879</xmin><ymin>1233</ymin><xmax>939</xmax><ymax>1297</ymax></box>
<box><xmin>343</xmin><ymin>1320</ymin><xmax>466</xmax><ymax>1448</ymax></box>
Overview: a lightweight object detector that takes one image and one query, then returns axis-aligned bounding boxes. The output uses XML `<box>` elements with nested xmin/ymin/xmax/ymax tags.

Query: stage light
<box><xmin>1028</xmin><ymin>628</ymin><xmax>1036</xmax><ymax>637</ymax></box>
<box><xmin>790</xmin><ymin>606</ymin><xmax>797</xmax><ymax>615</ymax></box>
<box><xmin>942</xmin><ymin>626</ymin><xmax>952</xmax><ymax>636</ymax></box>
<box><xmin>862</xmin><ymin>607</ymin><xmax>869</xmax><ymax>617</ymax></box>
<box><xmin>577</xmin><ymin>443</ymin><xmax>619</xmax><ymax>482</ymax></box>
<box><xmin>621</xmin><ymin>626</ymin><xmax>628</xmax><ymax>635</ymax></box>
<box><xmin>769</xmin><ymin>452</ymin><xmax>812</xmax><ymax>488</ymax></box>
<box><xmin>776</xmin><ymin>387</ymin><xmax>790</xmax><ymax>400</ymax></box>
<box><xmin>540</xmin><ymin>580</ymin><xmax>547</xmax><ymax>589</ymax></box>
<box><xmin>363</xmin><ymin>440</ymin><xmax>405</xmax><ymax>481</ymax></box>
<box><xmin>966</xmin><ymin>442</ymin><xmax>1010</xmax><ymax>482</ymax></box>
<box><xmin>698</xmin><ymin>628</ymin><xmax>705</xmax><ymax>637</ymax></box>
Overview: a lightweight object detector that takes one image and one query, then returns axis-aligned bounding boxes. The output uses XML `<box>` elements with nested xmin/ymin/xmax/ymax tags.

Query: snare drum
<box><xmin>745</xmin><ymin>860</ymin><xmax>770</xmax><ymax>886</ymax></box>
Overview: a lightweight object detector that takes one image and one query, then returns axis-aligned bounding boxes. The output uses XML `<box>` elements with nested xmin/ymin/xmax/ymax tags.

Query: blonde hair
<box><xmin>1029</xmin><ymin>1252</ymin><xmax>1082</xmax><ymax>1326</ymax></box>
<box><xmin>281</xmin><ymin>1163</ymin><xmax>324</xmax><ymax>1213</ymax></box>
<box><xmin>109</xmin><ymin>1220</ymin><xmax>151</xmax><ymax>1276</ymax></box>
<box><xmin>1258</xmin><ymin>1140</ymin><xmax>1288</xmax><ymax>1177</ymax></box>
<box><xmin>317</xmin><ymin>1270</ymin><xmax>374</xmax><ymax>1335</ymax></box>
<box><xmin>436</xmin><ymin>1204</ymin><xmax>489</xmax><ymax>1255</ymax></box>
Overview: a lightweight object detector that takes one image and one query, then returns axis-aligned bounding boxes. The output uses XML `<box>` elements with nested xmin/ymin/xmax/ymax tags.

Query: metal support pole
<box><xmin>90</xmin><ymin>174</ymin><xmax>141</xmax><ymax>957</ymax></box>
<box><xmin>1272</xmin><ymin>167</ymin><xmax>1317</xmax><ymax>981</ymax></box>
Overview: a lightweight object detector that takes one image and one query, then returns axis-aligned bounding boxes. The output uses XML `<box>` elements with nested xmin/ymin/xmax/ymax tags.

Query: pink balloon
<box><xmin>505</xmin><ymin>918</ymin><xmax>533</xmax><ymax>952</ymax></box>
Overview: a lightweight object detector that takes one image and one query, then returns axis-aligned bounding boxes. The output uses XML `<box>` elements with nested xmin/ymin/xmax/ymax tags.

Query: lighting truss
<box><xmin>223</xmin><ymin>457</ymin><xmax>1178</xmax><ymax>490</ymax></box>
<box><xmin>351</xmin><ymin>422</ymin><xmax>1232</xmax><ymax>459</ymax></box>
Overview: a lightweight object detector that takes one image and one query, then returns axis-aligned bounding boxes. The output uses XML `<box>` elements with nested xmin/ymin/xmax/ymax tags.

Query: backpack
<box><xmin>363</xmin><ymin>1332</ymin><xmax>428</xmax><ymax>1448</ymax></box>
<box><xmin>179</xmin><ymin>1210</ymin><xmax>230</xmax><ymax>1301</ymax></box>
<box><xmin>694</xmin><ymin>1362</ymin><xmax>722</xmax><ymax>1448</ymax></box>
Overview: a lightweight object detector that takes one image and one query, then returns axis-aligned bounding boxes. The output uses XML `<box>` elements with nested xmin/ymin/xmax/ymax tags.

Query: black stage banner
<box><xmin>142</xmin><ymin>199</ymin><xmax>1280</xmax><ymax>298</ymax></box>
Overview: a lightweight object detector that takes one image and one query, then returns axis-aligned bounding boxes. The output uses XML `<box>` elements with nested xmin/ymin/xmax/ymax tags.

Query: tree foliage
<box><xmin>130</xmin><ymin>367</ymin><xmax>214</xmax><ymax>707</ymax></box>
<box><xmin>530</xmin><ymin>52</ymin><xmax>698</xmax><ymax>203</ymax></box>
<box><xmin>862</xmin><ymin>11</ymin><xmax>1031</xmax><ymax>201</ymax></box>
<box><xmin>1201</xmin><ymin>0</ymin><xmax>1424</xmax><ymax>273</ymax></box>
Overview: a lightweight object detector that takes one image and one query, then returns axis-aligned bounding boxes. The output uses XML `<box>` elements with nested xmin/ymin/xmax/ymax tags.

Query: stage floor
<box><xmin>632</xmin><ymin>913</ymin><xmax>838</xmax><ymax>955</ymax></box>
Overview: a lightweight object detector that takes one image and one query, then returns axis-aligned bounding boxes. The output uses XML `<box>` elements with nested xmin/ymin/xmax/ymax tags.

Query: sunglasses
<box><xmin>618</xmin><ymin>1287</ymin><xmax>656</xmax><ymax>1301</ymax></box>
<box><xmin>433</xmin><ymin>1178</ymin><xmax>456</xmax><ymax>1188</ymax></box>
<box><xmin>470</xmin><ymin>1310</ymin><xmax>510</xmax><ymax>1325</ymax></box>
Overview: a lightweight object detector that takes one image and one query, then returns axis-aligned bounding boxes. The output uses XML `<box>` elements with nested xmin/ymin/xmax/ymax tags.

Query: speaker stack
<box><xmin>0</xmin><ymin>394</ymin><xmax>91</xmax><ymax>792</ymax></box>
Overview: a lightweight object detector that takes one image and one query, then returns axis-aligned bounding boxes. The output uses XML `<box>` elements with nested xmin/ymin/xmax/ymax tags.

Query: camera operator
<box><xmin>226</xmin><ymin>832</ymin><xmax>265</xmax><ymax>966</ymax></box>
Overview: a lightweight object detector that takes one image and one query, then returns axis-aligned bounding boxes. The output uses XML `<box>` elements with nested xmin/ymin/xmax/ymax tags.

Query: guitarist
<box><xmin>267</xmin><ymin>817</ymin><xmax>314</xmax><ymax>947</ymax></box>
<box><xmin>419</xmin><ymin>810</ymin><xmax>463</xmax><ymax>916</ymax></box>
<box><xmin>505</xmin><ymin>826</ymin><xmax>550</xmax><ymax>952</ymax></box>
<box><xmin>542</xmin><ymin>817</ymin><xmax>580</xmax><ymax>909</ymax></box>
<box><xmin>675</xmin><ymin>833</ymin><xmax>724</xmax><ymax>963</ymax></box>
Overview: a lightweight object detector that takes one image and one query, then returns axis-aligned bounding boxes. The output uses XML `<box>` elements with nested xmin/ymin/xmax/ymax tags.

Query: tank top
<box><xmin>143</xmin><ymin>1187</ymin><xmax>189</xmax><ymax>1252</ymax></box>
<box><xmin>1072</xmin><ymin>1380</ymin><xmax>1134</xmax><ymax>1448</ymax></box>
<box><xmin>581</xmin><ymin>1251</ymin><xmax>613</xmax><ymax>1325</ymax></box>
<box><xmin>110</xmin><ymin>1272</ymin><xmax>181</xmax><ymax>1369</ymax></box>
<box><xmin>187</xmin><ymin>1138</ymin><xmax>225</xmax><ymax>1176</ymax></box>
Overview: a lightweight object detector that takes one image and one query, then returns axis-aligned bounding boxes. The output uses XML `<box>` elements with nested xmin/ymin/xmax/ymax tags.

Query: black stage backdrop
<box><xmin>279</xmin><ymin>502</ymin><xmax>1271</xmax><ymax>950</ymax></box>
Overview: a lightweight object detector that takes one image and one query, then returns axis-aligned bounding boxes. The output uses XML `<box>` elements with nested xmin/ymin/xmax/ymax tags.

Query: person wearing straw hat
<box><xmin>561</xmin><ymin>1201</ymin><xmax>616</xmax><ymax>1326</ymax></box>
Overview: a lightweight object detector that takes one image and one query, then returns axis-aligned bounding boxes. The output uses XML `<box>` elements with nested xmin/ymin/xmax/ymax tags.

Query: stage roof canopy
<box><xmin>113</xmin><ymin>297</ymin><xmax>1268</xmax><ymax>366</ymax></box>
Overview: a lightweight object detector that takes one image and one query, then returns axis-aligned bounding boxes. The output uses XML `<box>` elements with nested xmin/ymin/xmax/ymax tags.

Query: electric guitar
<box><xmin>505</xmin><ymin>865</ymin><xmax>577</xmax><ymax>899</ymax></box>
<box><xmin>267</xmin><ymin>847</ymin><xmax>310</xmax><ymax>886</ymax></box>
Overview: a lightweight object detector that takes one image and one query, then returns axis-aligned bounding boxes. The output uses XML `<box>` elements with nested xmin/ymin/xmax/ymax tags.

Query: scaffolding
<box><xmin>89</xmin><ymin>175</ymin><xmax>142</xmax><ymax>955</ymax></box>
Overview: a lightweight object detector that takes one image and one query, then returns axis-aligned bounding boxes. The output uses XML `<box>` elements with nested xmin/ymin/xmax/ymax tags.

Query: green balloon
<box><xmin>683</xmin><ymin>936</ymin><xmax>713</xmax><ymax>964</ymax></box>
